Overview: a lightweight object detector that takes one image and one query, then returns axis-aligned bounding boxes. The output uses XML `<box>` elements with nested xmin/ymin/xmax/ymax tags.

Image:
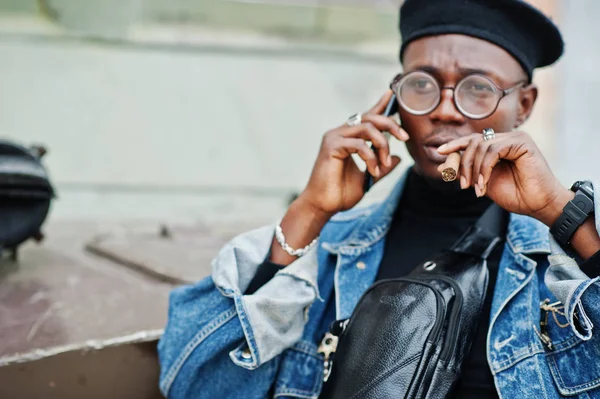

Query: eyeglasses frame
<box><xmin>389</xmin><ymin>71</ymin><xmax>527</xmax><ymax>120</ymax></box>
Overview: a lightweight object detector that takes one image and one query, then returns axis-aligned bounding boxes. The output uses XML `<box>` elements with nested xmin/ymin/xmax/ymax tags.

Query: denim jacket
<box><xmin>158</xmin><ymin>169</ymin><xmax>600</xmax><ymax>399</ymax></box>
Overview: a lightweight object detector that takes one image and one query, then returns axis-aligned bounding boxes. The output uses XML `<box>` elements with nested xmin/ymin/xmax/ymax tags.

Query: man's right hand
<box><xmin>299</xmin><ymin>90</ymin><xmax>408</xmax><ymax>216</ymax></box>
<box><xmin>269</xmin><ymin>91</ymin><xmax>408</xmax><ymax>266</ymax></box>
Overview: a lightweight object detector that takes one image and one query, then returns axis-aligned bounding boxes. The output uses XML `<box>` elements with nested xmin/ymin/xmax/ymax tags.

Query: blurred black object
<box><xmin>0</xmin><ymin>140</ymin><xmax>55</xmax><ymax>260</ymax></box>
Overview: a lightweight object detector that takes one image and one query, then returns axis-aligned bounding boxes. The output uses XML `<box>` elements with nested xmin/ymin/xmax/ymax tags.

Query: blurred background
<box><xmin>1</xmin><ymin>0</ymin><xmax>593</xmax><ymax>226</ymax></box>
<box><xmin>1</xmin><ymin>1</ymin><xmax>599</xmax><ymax>397</ymax></box>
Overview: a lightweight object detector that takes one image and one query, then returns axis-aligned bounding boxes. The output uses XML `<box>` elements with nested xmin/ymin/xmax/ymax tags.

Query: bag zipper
<box><xmin>398</xmin><ymin>273</ymin><xmax>464</xmax><ymax>363</ymax></box>
<box><xmin>433</xmin><ymin>275</ymin><xmax>463</xmax><ymax>363</ymax></box>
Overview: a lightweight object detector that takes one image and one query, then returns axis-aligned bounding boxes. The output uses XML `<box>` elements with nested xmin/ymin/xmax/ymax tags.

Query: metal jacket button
<box><xmin>241</xmin><ymin>348</ymin><xmax>252</xmax><ymax>359</ymax></box>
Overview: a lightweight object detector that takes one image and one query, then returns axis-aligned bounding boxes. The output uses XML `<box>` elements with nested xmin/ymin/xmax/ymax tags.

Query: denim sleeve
<box><xmin>545</xmin><ymin>180</ymin><xmax>600</xmax><ymax>340</ymax></box>
<box><xmin>211</xmin><ymin>223</ymin><xmax>321</xmax><ymax>367</ymax></box>
<box><xmin>157</xmin><ymin>223</ymin><xmax>321</xmax><ymax>398</ymax></box>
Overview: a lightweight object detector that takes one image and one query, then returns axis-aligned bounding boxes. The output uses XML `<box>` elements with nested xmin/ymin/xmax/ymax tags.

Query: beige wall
<box><xmin>518</xmin><ymin>0</ymin><xmax>561</xmax><ymax>167</ymax></box>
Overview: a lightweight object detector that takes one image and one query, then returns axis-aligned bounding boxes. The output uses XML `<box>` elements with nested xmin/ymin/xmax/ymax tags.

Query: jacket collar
<box><xmin>326</xmin><ymin>166</ymin><xmax>551</xmax><ymax>255</ymax></box>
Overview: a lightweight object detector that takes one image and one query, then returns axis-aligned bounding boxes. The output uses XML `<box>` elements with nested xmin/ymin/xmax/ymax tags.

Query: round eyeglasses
<box><xmin>390</xmin><ymin>71</ymin><xmax>526</xmax><ymax>120</ymax></box>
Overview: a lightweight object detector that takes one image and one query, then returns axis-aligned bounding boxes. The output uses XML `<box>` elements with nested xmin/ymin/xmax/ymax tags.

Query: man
<box><xmin>158</xmin><ymin>1</ymin><xmax>600</xmax><ymax>398</ymax></box>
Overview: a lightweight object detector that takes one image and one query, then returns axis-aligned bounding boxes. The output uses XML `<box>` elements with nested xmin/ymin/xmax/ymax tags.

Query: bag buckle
<box><xmin>317</xmin><ymin>332</ymin><xmax>338</xmax><ymax>382</ymax></box>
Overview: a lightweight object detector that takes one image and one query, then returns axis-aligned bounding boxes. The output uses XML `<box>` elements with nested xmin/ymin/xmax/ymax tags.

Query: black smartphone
<box><xmin>363</xmin><ymin>94</ymin><xmax>400</xmax><ymax>193</ymax></box>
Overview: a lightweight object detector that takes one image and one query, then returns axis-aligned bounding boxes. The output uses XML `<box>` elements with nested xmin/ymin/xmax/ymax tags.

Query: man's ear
<box><xmin>515</xmin><ymin>84</ymin><xmax>538</xmax><ymax>128</ymax></box>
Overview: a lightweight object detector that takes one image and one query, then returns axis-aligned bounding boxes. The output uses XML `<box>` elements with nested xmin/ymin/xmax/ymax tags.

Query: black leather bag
<box><xmin>318</xmin><ymin>204</ymin><xmax>506</xmax><ymax>399</ymax></box>
<box><xmin>0</xmin><ymin>140</ymin><xmax>55</xmax><ymax>259</ymax></box>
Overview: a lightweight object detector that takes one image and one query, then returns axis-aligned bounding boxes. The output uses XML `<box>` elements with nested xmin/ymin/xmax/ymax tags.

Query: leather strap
<box><xmin>450</xmin><ymin>204</ymin><xmax>508</xmax><ymax>260</ymax></box>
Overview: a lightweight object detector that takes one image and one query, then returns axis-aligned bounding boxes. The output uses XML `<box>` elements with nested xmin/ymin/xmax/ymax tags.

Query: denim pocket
<box><xmin>274</xmin><ymin>340</ymin><xmax>323</xmax><ymax>398</ymax></box>
<box><xmin>547</xmin><ymin>336</ymin><xmax>600</xmax><ymax>396</ymax></box>
<box><xmin>544</xmin><ymin>283</ymin><xmax>600</xmax><ymax>396</ymax></box>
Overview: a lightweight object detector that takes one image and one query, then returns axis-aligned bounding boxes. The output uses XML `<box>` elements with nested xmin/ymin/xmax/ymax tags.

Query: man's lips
<box><xmin>423</xmin><ymin>135</ymin><xmax>460</xmax><ymax>163</ymax></box>
<box><xmin>423</xmin><ymin>135</ymin><xmax>460</xmax><ymax>148</ymax></box>
<box><xmin>424</xmin><ymin>145</ymin><xmax>449</xmax><ymax>163</ymax></box>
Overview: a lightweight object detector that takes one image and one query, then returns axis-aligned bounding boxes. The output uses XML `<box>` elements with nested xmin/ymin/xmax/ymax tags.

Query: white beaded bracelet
<box><xmin>275</xmin><ymin>224</ymin><xmax>319</xmax><ymax>257</ymax></box>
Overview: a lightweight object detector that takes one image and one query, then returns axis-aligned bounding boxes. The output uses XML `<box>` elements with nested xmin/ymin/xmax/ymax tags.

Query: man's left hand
<box><xmin>437</xmin><ymin>130</ymin><xmax>574</xmax><ymax>227</ymax></box>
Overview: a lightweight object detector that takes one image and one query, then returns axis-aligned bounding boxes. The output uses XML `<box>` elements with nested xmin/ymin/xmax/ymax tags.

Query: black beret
<box><xmin>399</xmin><ymin>0</ymin><xmax>564</xmax><ymax>81</ymax></box>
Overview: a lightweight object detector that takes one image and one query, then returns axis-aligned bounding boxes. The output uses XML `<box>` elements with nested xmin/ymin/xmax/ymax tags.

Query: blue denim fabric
<box><xmin>158</xmin><ymin>170</ymin><xmax>600</xmax><ymax>398</ymax></box>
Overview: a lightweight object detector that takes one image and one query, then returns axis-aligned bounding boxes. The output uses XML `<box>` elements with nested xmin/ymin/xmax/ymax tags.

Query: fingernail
<box><xmin>387</xmin><ymin>155</ymin><xmax>392</xmax><ymax>167</ymax></box>
<box><xmin>437</xmin><ymin>144</ymin><xmax>447</xmax><ymax>152</ymax></box>
<box><xmin>460</xmin><ymin>175</ymin><xmax>467</xmax><ymax>189</ymax></box>
<box><xmin>475</xmin><ymin>185</ymin><xmax>482</xmax><ymax>197</ymax></box>
<box><xmin>374</xmin><ymin>166</ymin><xmax>381</xmax><ymax>177</ymax></box>
<box><xmin>478</xmin><ymin>174</ymin><xmax>484</xmax><ymax>188</ymax></box>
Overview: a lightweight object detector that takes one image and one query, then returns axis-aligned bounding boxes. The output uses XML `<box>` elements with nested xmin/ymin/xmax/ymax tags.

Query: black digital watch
<box><xmin>550</xmin><ymin>181</ymin><xmax>595</xmax><ymax>246</ymax></box>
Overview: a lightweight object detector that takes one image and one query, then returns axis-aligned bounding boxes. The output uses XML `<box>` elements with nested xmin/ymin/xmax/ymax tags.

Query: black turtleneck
<box><xmin>377</xmin><ymin>168</ymin><xmax>496</xmax><ymax>280</ymax></box>
<box><xmin>376</xmin><ymin>169</ymin><xmax>502</xmax><ymax>399</ymax></box>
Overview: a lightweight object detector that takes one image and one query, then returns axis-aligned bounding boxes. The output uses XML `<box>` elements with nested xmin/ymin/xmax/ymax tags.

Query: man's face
<box><xmin>400</xmin><ymin>34</ymin><xmax>534</xmax><ymax>179</ymax></box>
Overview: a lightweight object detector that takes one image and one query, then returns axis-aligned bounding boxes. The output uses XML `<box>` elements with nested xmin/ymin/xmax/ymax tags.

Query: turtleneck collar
<box><xmin>397</xmin><ymin>169</ymin><xmax>493</xmax><ymax>218</ymax></box>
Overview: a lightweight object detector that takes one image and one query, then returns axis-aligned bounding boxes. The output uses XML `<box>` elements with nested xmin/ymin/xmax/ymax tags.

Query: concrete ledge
<box><xmin>1</xmin><ymin>0</ymin><xmax>400</xmax><ymax>42</ymax></box>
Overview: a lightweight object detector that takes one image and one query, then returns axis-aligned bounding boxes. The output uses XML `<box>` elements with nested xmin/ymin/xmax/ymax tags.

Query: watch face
<box><xmin>572</xmin><ymin>180</ymin><xmax>594</xmax><ymax>198</ymax></box>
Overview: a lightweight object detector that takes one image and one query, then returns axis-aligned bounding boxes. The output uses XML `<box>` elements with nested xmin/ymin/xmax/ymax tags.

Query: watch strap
<box><xmin>550</xmin><ymin>187</ymin><xmax>594</xmax><ymax>246</ymax></box>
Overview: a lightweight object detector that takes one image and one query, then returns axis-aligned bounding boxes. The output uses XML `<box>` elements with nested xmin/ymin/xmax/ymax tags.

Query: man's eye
<box><xmin>466</xmin><ymin>83</ymin><xmax>494</xmax><ymax>93</ymax></box>
<box><xmin>408</xmin><ymin>80</ymin><xmax>435</xmax><ymax>91</ymax></box>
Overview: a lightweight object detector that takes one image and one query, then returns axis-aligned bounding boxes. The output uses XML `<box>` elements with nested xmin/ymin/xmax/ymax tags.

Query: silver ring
<box><xmin>483</xmin><ymin>128</ymin><xmax>496</xmax><ymax>141</ymax></box>
<box><xmin>346</xmin><ymin>113</ymin><xmax>362</xmax><ymax>127</ymax></box>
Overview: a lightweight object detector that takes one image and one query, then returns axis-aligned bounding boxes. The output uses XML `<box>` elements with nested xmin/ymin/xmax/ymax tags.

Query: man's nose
<box><xmin>429</xmin><ymin>88</ymin><xmax>465</xmax><ymax>124</ymax></box>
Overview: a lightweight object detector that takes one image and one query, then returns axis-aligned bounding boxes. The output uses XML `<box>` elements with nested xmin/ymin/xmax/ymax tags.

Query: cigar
<box><xmin>440</xmin><ymin>152</ymin><xmax>461</xmax><ymax>182</ymax></box>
